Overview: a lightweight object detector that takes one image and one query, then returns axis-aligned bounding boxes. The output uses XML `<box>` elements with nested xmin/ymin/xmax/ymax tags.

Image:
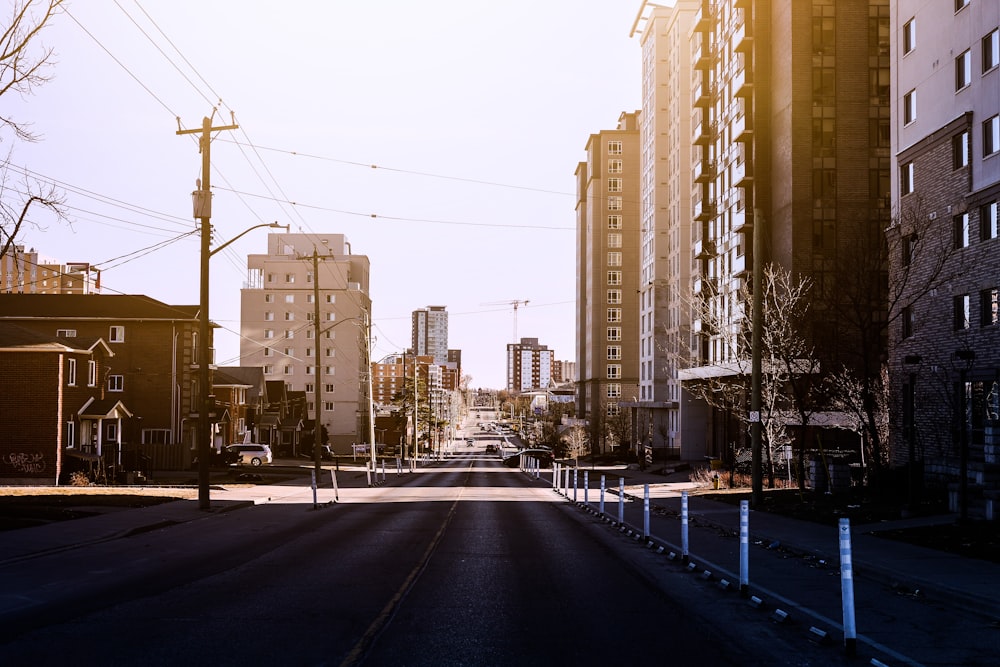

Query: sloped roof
<box><xmin>0</xmin><ymin>322</ymin><xmax>89</xmax><ymax>351</ymax></box>
<box><xmin>0</xmin><ymin>293</ymin><xmax>200</xmax><ymax>321</ymax></box>
<box><xmin>213</xmin><ymin>367</ymin><xmax>254</xmax><ymax>387</ymax></box>
<box><xmin>78</xmin><ymin>397</ymin><xmax>133</xmax><ymax>419</ymax></box>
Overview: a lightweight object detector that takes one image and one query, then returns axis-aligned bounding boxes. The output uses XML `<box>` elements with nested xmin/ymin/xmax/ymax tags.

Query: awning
<box><xmin>65</xmin><ymin>449</ymin><xmax>101</xmax><ymax>462</ymax></box>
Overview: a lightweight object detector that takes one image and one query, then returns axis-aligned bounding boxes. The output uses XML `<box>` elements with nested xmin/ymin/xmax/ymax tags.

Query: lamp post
<box><xmin>955</xmin><ymin>349</ymin><xmax>975</xmax><ymax>522</ymax></box>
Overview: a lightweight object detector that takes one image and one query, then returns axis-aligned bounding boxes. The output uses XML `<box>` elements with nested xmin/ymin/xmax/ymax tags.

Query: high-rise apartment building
<box><xmin>677</xmin><ymin>0</ymin><xmax>891</xmax><ymax>458</ymax></box>
<box><xmin>240</xmin><ymin>233</ymin><xmax>371</xmax><ymax>453</ymax></box>
<box><xmin>890</xmin><ymin>1</ymin><xmax>999</xmax><ymax>491</ymax></box>
<box><xmin>628</xmin><ymin>1</ymin><xmax>708</xmax><ymax>461</ymax></box>
<box><xmin>576</xmin><ymin>112</ymin><xmax>642</xmax><ymax>447</ymax></box>
<box><xmin>506</xmin><ymin>337</ymin><xmax>553</xmax><ymax>393</ymax></box>
<box><xmin>1</xmin><ymin>245</ymin><xmax>100</xmax><ymax>294</ymax></box>
<box><xmin>412</xmin><ymin>306</ymin><xmax>448</xmax><ymax>366</ymax></box>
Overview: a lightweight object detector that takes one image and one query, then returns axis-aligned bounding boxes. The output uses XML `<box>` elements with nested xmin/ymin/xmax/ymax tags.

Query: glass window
<box><xmin>109</xmin><ymin>325</ymin><xmax>125</xmax><ymax>343</ymax></box>
<box><xmin>607</xmin><ymin>252</ymin><xmax>622</xmax><ymax>267</ymax></box>
<box><xmin>902</xmin><ymin>305</ymin><xmax>914</xmax><ymax>339</ymax></box>
<box><xmin>608</xmin><ymin>196</ymin><xmax>622</xmax><ymax>211</ymax></box>
<box><xmin>981</xmin><ymin>288</ymin><xmax>999</xmax><ymax>326</ymax></box>
<box><xmin>984</xmin><ymin>115</ymin><xmax>1000</xmax><ymax>156</ymax></box>
<box><xmin>607</xmin><ymin>308</ymin><xmax>622</xmax><ymax>323</ymax></box>
<box><xmin>608</xmin><ymin>233</ymin><xmax>622</xmax><ymax>248</ymax></box>
<box><xmin>981</xmin><ymin>202</ymin><xmax>998</xmax><ymax>240</ymax></box>
<box><xmin>108</xmin><ymin>375</ymin><xmax>124</xmax><ymax>392</ymax></box>
<box><xmin>608</xmin><ymin>178</ymin><xmax>622</xmax><ymax>193</ymax></box>
<box><xmin>608</xmin><ymin>141</ymin><xmax>623</xmax><ymax>155</ymax></box>
<box><xmin>955</xmin><ymin>0</ymin><xmax>969</xmax><ymax>12</ymax></box>
<box><xmin>88</xmin><ymin>360</ymin><xmax>97</xmax><ymax>386</ymax></box>
<box><xmin>607</xmin><ymin>271</ymin><xmax>622</xmax><ymax>286</ymax></box>
<box><xmin>67</xmin><ymin>358</ymin><xmax>77</xmax><ymax>386</ymax></box>
<box><xmin>607</xmin><ymin>289</ymin><xmax>622</xmax><ymax>304</ymax></box>
<box><xmin>956</xmin><ymin>50</ymin><xmax>971</xmax><ymax>90</ymax></box>
<box><xmin>607</xmin><ymin>327</ymin><xmax>622</xmax><ymax>341</ymax></box>
<box><xmin>954</xmin><ymin>294</ymin><xmax>971</xmax><ymax>330</ymax></box>
<box><xmin>606</xmin><ymin>383</ymin><xmax>622</xmax><ymax>399</ymax></box>
<box><xmin>900</xmin><ymin>162</ymin><xmax>914</xmax><ymax>195</ymax></box>
<box><xmin>608</xmin><ymin>159</ymin><xmax>623</xmax><ymax>174</ymax></box>
<box><xmin>607</xmin><ymin>346</ymin><xmax>622</xmax><ymax>361</ymax></box>
<box><xmin>903</xmin><ymin>90</ymin><xmax>916</xmax><ymax>125</ymax></box>
<box><xmin>985</xmin><ymin>29</ymin><xmax>1000</xmax><ymax>72</ymax></box>
<box><xmin>954</xmin><ymin>213</ymin><xmax>970</xmax><ymax>249</ymax></box>
<box><xmin>903</xmin><ymin>19</ymin><xmax>915</xmax><ymax>55</ymax></box>
<box><xmin>608</xmin><ymin>215</ymin><xmax>622</xmax><ymax>230</ymax></box>
<box><xmin>264</xmin><ymin>293</ymin><xmax>274</xmax><ymax>303</ymax></box>
<box><xmin>954</xmin><ymin>131</ymin><xmax>970</xmax><ymax>168</ymax></box>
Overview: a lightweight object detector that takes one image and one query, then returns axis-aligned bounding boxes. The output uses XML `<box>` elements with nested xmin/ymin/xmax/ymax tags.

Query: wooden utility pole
<box><xmin>177</xmin><ymin>114</ymin><xmax>238</xmax><ymax>511</ymax></box>
<box><xmin>311</xmin><ymin>247</ymin><xmax>324</xmax><ymax>475</ymax></box>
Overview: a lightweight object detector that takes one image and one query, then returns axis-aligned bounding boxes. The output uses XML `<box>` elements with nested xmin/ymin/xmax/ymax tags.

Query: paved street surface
<box><xmin>1</xmin><ymin>435</ymin><xmax>999</xmax><ymax>665</ymax></box>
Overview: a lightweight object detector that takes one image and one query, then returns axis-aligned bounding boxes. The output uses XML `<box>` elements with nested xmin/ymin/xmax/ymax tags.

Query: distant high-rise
<box><xmin>576</xmin><ymin>112</ymin><xmax>642</xmax><ymax>446</ymax></box>
<box><xmin>240</xmin><ymin>233</ymin><xmax>371</xmax><ymax>453</ymax></box>
<box><xmin>506</xmin><ymin>337</ymin><xmax>553</xmax><ymax>393</ymax></box>
<box><xmin>1</xmin><ymin>245</ymin><xmax>100</xmax><ymax>294</ymax></box>
<box><xmin>411</xmin><ymin>306</ymin><xmax>448</xmax><ymax>366</ymax></box>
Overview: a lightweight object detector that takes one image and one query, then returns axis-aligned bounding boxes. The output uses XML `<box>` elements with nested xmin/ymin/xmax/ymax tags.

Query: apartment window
<box><xmin>607</xmin><ymin>252</ymin><xmax>622</xmax><ymax>267</ymax></box>
<box><xmin>306</xmin><ymin>347</ymin><xmax>314</xmax><ymax>358</ymax></box>
<box><xmin>902</xmin><ymin>233</ymin><xmax>917</xmax><ymax>267</ymax></box>
<box><xmin>900</xmin><ymin>161</ymin><xmax>914</xmax><ymax>195</ymax></box>
<box><xmin>56</xmin><ymin>328</ymin><xmax>77</xmax><ymax>338</ymax></box>
<box><xmin>608</xmin><ymin>233</ymin><xmax>622</xmax><ymax>248</ymax></box>
<box><xmin>306</xmin><ymin>272</ymin><xmax>314</xmax><ymax>283</ymax></box>
<box><xmin>982</xmin><ymin>201</ymin><xmax>998</xmax><ymax>240</ymax></box>
<box><xmin>284</xmin><ymin>311</ymin><xmax>294</xmax><ymax>321</ymax></box>
<box><xmin>88</xmin><ymin>360</ymin><xmax>96</xmax><ymax>386</ymax></box>
<box><xmin>306</xmin><ymin>312</ymin><xmax>314</xmax><ymax>321</ymax></box>
<box><xmin>608</xmin><ymin>215</ymin><xmax>622</xmax><ymax>230</ymax></box>
<box><xmin>985</xmin><ymin>29</ymin><xmax>1000</xmax><ymax>72</ymax></box>
<box><xmin>264</xmin><ymin>293</ymin><xmax>274</xmax><ymax>303</ymax></box>
<box><xmin>903</xmin><ymin>90</ymin><xmax>917</xmax><ymax>125</ymax></box>
<box><xmin>608</xmin><ymin>178</ymin><xmax>622</xmax><ymax>193</ymax></box>
<box><xmin>607</xmin><ymin>271</ymin><xmax>622</xmax><ymax>286</ymax></box>
<box><xmin>608</xmin><ymin>141</ymin><xmax>622</xmax><ymax>155</ymax></box>
<box><xmin>142</xmin><ymin>429</ymin><xmax>171</xmax><ymax>445</ymax></box>
<box><xmin>106</xmin><ymin>423</ymin><xmax>118</xmax><ymax>442</ymax></box>
<box><xmin>67</xmin><ymin>358</ymin><xmax>77</xmax><ymax>386</ymax></box>
<box><xmin>607</xmin><ymin>289</ymin><xmax>622</xmax><ymax>304</ymax></box>
<box><xmin>109</xmin><ymin>325</ymin><xmax>125</xmax><ymax>343</ymax></box>
<box><xmin>954</xmin><ymin>294</ymin><xmax>971</xmax><ymax>330</ymax></box>
<box><xmin>285</xmin><ymin>273</ymin><xmax>295</xmax><ymax>283</ymax></box>
<box><xmin>608</xmin><ymin>196</ymin><xmax>622</xmax><ymax>211</ymax></box>
<box><xmin>903</xmin><ymin>19</ymin><xmax>915</xmax><ymax>55</ymax></box>
<box><xmin>263</xmin><ymin>365</ymin><xmax>274</xmax><ymax>375</ymax></box>
<box><xmin>981</xmin><ymin>288</ymin><xmax>999</xmax><ymax>326</ymax></box>
<box><xmin>263</xmin><ymin>347</ymin><xmax>273</xmax><ymax>357</ymax></box>
<box><xmin>607</xmin><ymin>346</ymin><xmax>622</xmax><ymax>361</ymax></box>
<box><xmin>607</xmin><ymin>383</ymin><xmax>622</xmax><ymax>399</ymax></box>
<box><xmin>607</xmin><ymin>327</ymin><xmax>622</xmax><ymax>341</ymax></box>
<box><xmin>266</xmin><ymin>273</ymin><xmax>275</xmax><ymax>283</ymax></box>
<box><xmin>284</xmin><ymin>330</ymin><xmax>294</xmax><ymax>339</ymax></box>
<box><xmin>325</xmin><ymin>348</ymin><xmax>335</xmax><ymax>357</ymax></box>
<box><xmin>108</xmin><ymin>374</ymin><xmax>124</xmax><ymax>392</ymax></box>
<box><xmin>954</xmin><ymin>213</ymin><xmax>970</xmax><ymax>249</ymax></box>
<box><xmin>607</xmin><ymin>308</ymin><xmax>622</xmax><ymax>323</ymax></box>
<box><xmin>606</xmin><ymin>403</ymin><xmax>621</xmax><ymax>417</ymax></box>
<box><xmin>306</xmin><ymin>329</ymin><xmax>315</xmax><ymax>339</ymax></box>
<box><xmin>607</xmin><ymin>364</ymin><xmax>621</xmax><ymax>380</ymax></box>
<box><xmin>955</xmin><ymin>0</ymin><xmax>969</xmax><ymax>12</ymax></box>
<box><xmin>324</xmin><ymin>366</ymin><xmax>335</xmax><ymax>375</ymax></box>
<box><xmin>264</xmin><ymin>329</ymin><xmax>274</xmax><ymax>339</ymax></box>
<box><xmin>954</xmin><ymin>131</ymin><xmax>970</xmax><ymax>168</ymax></box>
<box><xmin>608</xmin><ymin>159</ymin><xmax>623</xmax><ymax>174</ymax></box>
<box><xmin>325</xmin><ymin>383</ymin><xmax>335</xmax><ymax>393</ymax></box>
<box><xmin>285</xmin><ymin>294</ymin><xmax>294</xmax><ymax>303</ymax></box>
<box><xmin>283</xmin><ymin>347</ymin><xmax>294</xmax><ymax>358</ymax></box>
<box><xmin>305</xmin><ymin>366</ymin><xmax>314</xmax><ymax>375</ymax></box>
<box><xmin>306</xmin><ymin>294</ymin><xmax>314</xmax><ymax>304</ymax></box>
<box><xmin>902</xmin><ymin>305</ymin><xmax>914</xmax><ymax>339</ymax></box>
<box><xmin>326</xmin><ymin>294</ymin><xmax>335</xmax><ymax>304</ymax></box>
<box><xmin>985</xmin><ymin>115</ymin><xmax>1000</xmax><ymax>156</ymax></box>
<box><xmin>284</xmin><ymin>365</ymin><xmax>293</xmax><ymax>375</ymax></box>
<box><xmin>264</xmin><ymin>311</ymin><xmax>274</xmax><ymax>321</ymax></box>
<box><xmin>956</xmin><ymin>50</ymin><xmax>972</xmax><ymax>90</ymax></box>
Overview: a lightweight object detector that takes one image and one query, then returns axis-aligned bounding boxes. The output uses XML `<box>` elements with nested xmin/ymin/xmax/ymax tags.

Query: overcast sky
<box><xmin>7</xmin><ymin>0</ymin><xmax>645</xmax><ymax>389</ymax></box>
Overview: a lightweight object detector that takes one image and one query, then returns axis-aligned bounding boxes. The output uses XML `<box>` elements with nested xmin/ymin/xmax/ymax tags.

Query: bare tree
<box><xmin>561</xmin><ymin>425</ymin><xmax>589</xmax><ymax>466</ymax></box>
<box><xmin>1</xmin><ymin>1</ymin><xmax>67</xmax><ymax>260</ymax></box>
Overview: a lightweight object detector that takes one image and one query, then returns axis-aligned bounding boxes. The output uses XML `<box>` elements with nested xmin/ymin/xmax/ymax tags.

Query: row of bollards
<box><xmin>547</xmin><ymin>466</ymin><xmax>859</xmax><ymax>658</ymax></box>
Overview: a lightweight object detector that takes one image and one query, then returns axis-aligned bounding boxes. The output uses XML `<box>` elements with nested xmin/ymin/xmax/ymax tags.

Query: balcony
<box><xmin>693</xmin><ymin>159</ymin><xmax>715</xmax><ymax>184</ymax></box>
<box><xmin>694</xmin><ymin>1</ymin><xmax>714</xmax><ymax>33</ymax></box>
<box><xmin>733</xmin><ymin>67</ymin><xmax>753</xmax><ymax>98</ymax></box>
<box><xmin>733</xmin><ymin>113</ymin><xmax>753</xmax><ymax>143</ymax></box>
<box><xmin>694</xmin><ymin>199</ymin><xmax>717</xmax><ymax>222</ymax></box>
<box><xmin>693</xmin><ymin>119</ymin><xmax>714</xmax><ymax>145</ymax></box>
<box><xmin>732</xmin><ymin>159</ymin><xmax>753</xmax><ymax>188</ymax></box>
<box><xmin>693</xmin><ymin>40</ymin><xmax>713</xmax><ymax>71</ymax></box>
<box><xmin>694</xmin><ymin>81</ymin><xmax>714</xmax><ymax>108</ymax></box>
<box><xmin>733</xmin><ymin>20</ymin><xmax>753</xmax><ymax>54</ymax></box>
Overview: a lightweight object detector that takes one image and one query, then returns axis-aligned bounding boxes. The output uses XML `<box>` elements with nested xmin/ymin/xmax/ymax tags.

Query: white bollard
<box><xmin>600</xmin><ymin>475</ymin><xmax>606</xmax><ymax>515</ymax></box>
<box><xmin>740</xmin><ymin>500</ymin><xmax>749</xmax><ymax>594</ymax></box>
<box><xmin>681</xmin><ymin>491</ymin><xmax>689</xmax><ymax>563</ymax></box>
<box><xmin>584</xmin><ymin>471</ymin><xmax>590</xmax><ymax>505</ymax></box>
<box><xmin>618</xmin><ymin>477</ymin><xmax>625</xmax><ymax>524</ymax></box>
<box><xmin>311</xmin><ymin>469</ymin><xmax>318</xmax><ymax>509</ymax></box>
<box><xmin>643</xmin><ymin>484</ymin><xmax>650</xmax><ymax>538</ymax></box>
<box><xmin>330</xmin><ymin>469</ymin><xmax>339</xmax><ymax>503</ymax></box>
<box><xmin>573</xmin><ymin>468</ymin><xmax>578</xmax><ymax>502</ymax></box>
<box><xmin>366</xmin><ymin>463</ymin><xmax>372</xmax><ymax>487</ymax></box>
<box><xmin>840</xmin><ymin>518</ymin><xmax>857</xmax><ymax>657</ymax></box>
<box><xmin>553</xmin><ymin>462</ymin><xmax>559</xmax><ymax>490</ymax></box>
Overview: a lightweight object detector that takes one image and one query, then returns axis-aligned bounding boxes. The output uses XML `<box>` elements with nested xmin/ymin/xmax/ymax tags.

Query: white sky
<box><xmin>7</xmin><ymin>0</ymin><xmax>645</xmax><ymax>389</ymax></box>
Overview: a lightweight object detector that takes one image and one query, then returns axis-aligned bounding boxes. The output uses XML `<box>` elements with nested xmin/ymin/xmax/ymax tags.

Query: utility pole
<box><xmin>751</xmin><ymin>209</ymin><xmax>764</xmax><ymax>508</ymax></box>
<box><xmin>177</xmin><ymin>114</ymin><xmax>238</xmax><ymax>511</ymax></box>
<box><xmin>311</xmin><ymin>247</ymin><xmax>324</xmax><ymax>476</ymax></box>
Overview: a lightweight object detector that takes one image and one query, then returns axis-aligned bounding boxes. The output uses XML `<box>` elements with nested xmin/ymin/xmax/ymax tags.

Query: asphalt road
<box><xmin>0</xmin><ymin>450</ymin><xmax>847</xmax><ymax>666</ymax></box>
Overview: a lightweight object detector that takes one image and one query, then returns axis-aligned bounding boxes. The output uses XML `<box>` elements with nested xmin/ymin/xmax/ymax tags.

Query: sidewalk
<box><xmin>559</xmin><ymin>465</ymin><xmax>1000</xmax><ymax>620</ymax></box>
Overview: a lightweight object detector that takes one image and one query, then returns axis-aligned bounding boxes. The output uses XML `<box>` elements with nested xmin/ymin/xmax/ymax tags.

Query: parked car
<box><xmin>502</xmin><ymin>448</ymin><xmax>554</xmax><ymax>468</ymax></box>
<box><xmin>226</xmin><ymin>443</ymin><xmax>273</xmax><ymax>466</ymax></box>
<box><xmin>485</xmin><ymin>443</ymin><xmax>498</xmax><ymax>454</ymax></box>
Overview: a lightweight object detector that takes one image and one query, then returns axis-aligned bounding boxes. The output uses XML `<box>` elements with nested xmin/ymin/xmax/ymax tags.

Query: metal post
<box><xmin>584</xmin><ymin>471</ymin><xmax>589</xmax><ymax>505</ymax></box>
<box><xmin>330</xmin><ymin>469</ymin><xmax>339</xmax><ymax>503</ymax></box>
<box><xmin>643</xmin><ymin>484</ymin><xmax>650</xmax><ymax>539</ymax></box>
<box><xmin>311</xmin><ymin>469</ymin><xmax>318</xmax><ymax>509</ymax></box>
<box><xmin>839</xmin><ymin>519</ymin><xmax>857</xmax><ymax>657</ymax></box>
<box><xmin>618</xmin><ymin>477</ymin><xmax>625</xmax><ymax>524</ymax></box>
<box><xmin>739</xmin><ymin>500</ymin><xmax>749</xmax><ymax>595</ymax></box>
<box><xmin>600</xmin><ymin>474</ymin><xmax>606</xmax><ymax>515</ymax></box>
<box><xmin>681</xmin><ymin>490</ymin><xmax>689</xmax><ymax>563</ymax></box>
<box><xmin>573</xmin><ymin>468</ymin><xmax>578</xmax><ymax>503</ymax></box>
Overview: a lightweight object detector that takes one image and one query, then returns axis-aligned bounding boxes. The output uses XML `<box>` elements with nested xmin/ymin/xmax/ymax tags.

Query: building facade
<box><xmin>627</xmin><ymin>1</ymin><xmax>708</xmax><ymax>462</ymax></box>
<box><xmin>678</xmin><ymin>0</ymin><xmax>891</xmax><ymax>462</ymax></box>
<box><xmin>505</xmin><ymin>337</ymin><xmax>553</xmax><ymax>393</ymax></box>
<box><xmin>412</xmin><ymin>306</ymin><xmax>449</xmax><ymax>366</ymax></box>
<box><xmin>1</xmin><ymin>245</ymin><xmax>100</xmax><ymax>294</ymax></box>
<box><xmin>576</xmin><ymin>112</ymin><xmax>642</xmax><ymax>451</ymax></box>
<box><xmin>889</xmin><ymin>1</ymin><xmax>1000</xmax><ymax>498</ymax></box>
<box><xmin>240</xmin><ymin>233</ymin><xmax>372</xmax><ymax>454</ymax></box>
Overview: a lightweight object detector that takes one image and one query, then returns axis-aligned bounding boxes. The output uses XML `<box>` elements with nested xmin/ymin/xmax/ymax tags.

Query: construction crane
<box><xmin>481</xmin><ymin>299</ymin><xmax>529</xmax><ymax>343</ymax></box>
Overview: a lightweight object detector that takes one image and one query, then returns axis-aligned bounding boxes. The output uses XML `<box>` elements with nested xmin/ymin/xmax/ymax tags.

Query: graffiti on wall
<box><xmin>2</xmin><ymin>452</ymin><xmax>47</xmax><ymax>474</ymax></box>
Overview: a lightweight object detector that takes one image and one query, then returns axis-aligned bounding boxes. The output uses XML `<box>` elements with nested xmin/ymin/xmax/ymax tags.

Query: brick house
<box><xmin>0</xmin><ymin>294</ymin><xmax>210</xmax><ymax>472</ymax></box>
<box><xmin>0</xmin><ymin>322</ymin><xmax>123</xmax><ymax>485</ymax></box>
<box><xmin>213</xmin><ymin>366</ymin><xmax>266</xmax><ymax>449</ymax></box>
